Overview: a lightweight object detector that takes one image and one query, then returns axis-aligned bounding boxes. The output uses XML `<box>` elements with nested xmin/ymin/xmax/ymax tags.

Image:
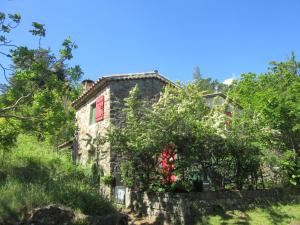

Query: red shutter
<box><xmin>225</xmin><ymin>111</ymin><xmax>232</xmax><ymax>127</ymax></box>
<box><xmin>225</xmin><ymin>111</ymin><xmax>232</xmax><ymax>116</ymax></box>
<box><xmin>162</xmin><ymin>144</ymin><xmax>176</xmax><ymax>183</ymax></box>
<box><xmin>96</xmin><ymin>96</ymin><xmax>104</xmax><ymax>122</ymax></box>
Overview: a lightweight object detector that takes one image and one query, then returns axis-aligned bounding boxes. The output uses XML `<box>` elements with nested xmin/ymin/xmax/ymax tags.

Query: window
<box><xmin>89</xmin><ymin>102</ymin><xmax>96</xmax><ymax>125</ymax></box>
<box><xmin>89</xmin><ymin>96</ymin><xmax>105</xmax><ymax>125</ymax></box>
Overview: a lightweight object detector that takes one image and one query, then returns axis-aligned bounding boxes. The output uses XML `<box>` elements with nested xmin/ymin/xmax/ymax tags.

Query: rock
<box><xmin>76</xmin><ymin>212</ymin><xmax>128</xmax><ymax>225</ymax></box>
<box><xmin>21</xmin><ymin>204</ymin><xmax>128</xmax><ymax>225</ymax></box>
<box><xmin>0</xmin><ymin>217</ymin><xmax>19</xmax><ymax>225</ymax></box>
<box><xmin>22</xmin><ymin>204</ymin><xmax>74</xmax><ymax>225</ymax></box>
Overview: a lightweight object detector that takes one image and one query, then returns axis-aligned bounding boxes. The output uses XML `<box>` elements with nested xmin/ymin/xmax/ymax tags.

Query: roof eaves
<box><xmin>72</xmin><ymin>71</ymin><xmax>176</xmax><ymax>109</ymax></box>
<box><xmin>72</xmin><ymin>77</ymin><xmax>109</xmax><ymax>109</ymax></box>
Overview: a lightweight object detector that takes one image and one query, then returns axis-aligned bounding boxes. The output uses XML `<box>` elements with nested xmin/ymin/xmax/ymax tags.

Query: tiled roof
<box><xmin>72</xmin><ymin>71</ymin><xmax>175</xmax><ymax>109</ymax></box>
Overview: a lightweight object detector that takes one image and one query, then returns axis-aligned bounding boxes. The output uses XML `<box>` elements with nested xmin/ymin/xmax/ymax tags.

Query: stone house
<box><xmin>71</xmin><ymin>71</ymin><xmax>239</xmax><ymax>203</ymax></box>
<box><xmin>71</xmin><ymin>71</ymin><xmax>173</xmax><ymax>199</ymax></box>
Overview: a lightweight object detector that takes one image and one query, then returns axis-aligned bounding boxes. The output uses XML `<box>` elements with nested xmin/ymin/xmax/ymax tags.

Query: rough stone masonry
<box><xmin>71</xmin><ymin>71</ymin><xmax>171</xmax><ymax>196</ymax></box>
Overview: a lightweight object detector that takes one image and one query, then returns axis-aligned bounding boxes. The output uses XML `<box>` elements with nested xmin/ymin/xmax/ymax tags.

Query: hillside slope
<box><xmin>0</xmin><ymin>135</ymin><xmax>116</xmax><ymax>223</ymax></box>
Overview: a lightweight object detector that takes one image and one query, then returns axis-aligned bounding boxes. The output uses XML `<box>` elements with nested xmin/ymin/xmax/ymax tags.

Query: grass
<box><xmin>0</xmin><ymin>135</ymin><xmax>116</xmax><ymax>222</ymax></box>
<box><xmin>203</xmin><ymin>203</ymin><xmax>300</xmax><ymax>225</ymax></box>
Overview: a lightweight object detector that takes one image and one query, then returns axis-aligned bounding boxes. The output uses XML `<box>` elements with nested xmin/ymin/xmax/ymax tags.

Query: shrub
<box><xmin>100</xmin><ymin>175</ymin><xmax>115</xmax><ymax>186</ymax></box>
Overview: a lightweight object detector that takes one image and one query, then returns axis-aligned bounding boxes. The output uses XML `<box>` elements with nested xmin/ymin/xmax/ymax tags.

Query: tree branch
<box><xmin>0</xmin><ymin>114</ymin><xmax>41</xmax><ymax>121</ymax></box>
<box><xmin>0</xmin><ymin>43</ymin><xmax>18</xmax><ymax>48</ymax></box>
<box><xmin>0</xmin><ymin>63</ymin><xmax>11</xmax><ymax>83</ymax></box>
<box><xmin>0</xmin><ymin>51</ymin><xmax>11</xmax><ymax>57</ymax></box>
<box><xmin>0</xmin><ymin>92</ymin><xmax>32</xmax><ymax>114</ymax></box>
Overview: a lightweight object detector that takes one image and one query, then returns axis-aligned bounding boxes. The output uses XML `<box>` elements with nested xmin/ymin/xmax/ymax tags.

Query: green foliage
<box><xmin>108</xmin><ymin>82</ymin><xmax>268</xmax><ymax>191</ymax></box>
<box><xmin>192</xmin><ymin>65</ymin><xmax>227</xmax><ymax>92</ymax></box>
<box><xmin>170</xmin><ymin>180</ymin><xmax>190</xmax><ymax>193</ymax></box>
<box><xmin>108</xmin><ymin>83</ymin><xmax>208</xmax><ymax>191</ymax></box>
<box><xmin>230</xmin><ymin>53</ymin><xmax>300</xmax><ymax>187</ymax></box>
<box><xmin>281</xmin><ymin>151</ymin><xmax>300</xmax><ymax>186</ymax></box>
<box><xmin>120</xmin><ymin>161</ymin><xmax>134</xmax><ymax>187</ymax></box>
<box><xmin>0</xmin><ymin>10</ymin><xmax>83</xmax><ymax>148</ymax></box>
<box><xmin>100</xmin><ymin>175</ymin><xmax>115</xmax><ymax>186</ymax></box>
<box><xmin>0</xmin><ymin>12</ymin><xmax>21</xmax><ymax>35</ymax></box>
<box><xmin>29</xmin><ymin>22</ymin><xmax>46</xmax><ymax>37</ymax></box>
<box><xmin>0</xmin><ymin>135</ymin><xmax>116</xmax><ymax>222</ymax></box>
<box><xmin>0</xmin><ymin>17</ymin><xmax>83</xmax><ymax>145</ymax></box>
<box><xmin>0</xmin><ymin>119</ymin><xmax>19</xmax><ymax>151</ymax></box>
<box><xmin>60</xmin><ymin>37</ymin><xmax>78</xmax><ymax>60</ymax></box>
<box><xmin>108</xmin><ymin>54</ymin><xmax>300</xmax><ymax>191</ymax></box>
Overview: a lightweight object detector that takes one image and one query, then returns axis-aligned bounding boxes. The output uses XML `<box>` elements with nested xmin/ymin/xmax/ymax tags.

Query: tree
<box><xmin>0</xmin><ymin>118</ymin><xmax>19</xmax><ymax>164</ymax></box>
<box><xmin>229</xmin><ymin>53</ymin><xmax>300</xmax><ymax>186</ymax></box>
<box><xmin>192</xmin><ymin>65</ymin><xmax>226</xmax><ymax>93</ymax></box>
<box><xmin>192</xmin><ymin>66</ymin><xmax>202</xmax><ymax>80</ymax></box>
<box><xmin>0</xmin><ymin>12</ymin><xmax>21</xmax><ymax>83</ymax></box>
<box><xmin>0</xmin><ymin>11</ymin><xmax>82</xmax><ymax>147</ymax></box>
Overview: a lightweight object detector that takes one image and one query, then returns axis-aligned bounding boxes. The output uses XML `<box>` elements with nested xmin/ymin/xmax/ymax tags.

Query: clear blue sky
<box><xmin>2</xmin><ymin>0</ymin><xmax>300</xmax><ymax>83</ymax></box>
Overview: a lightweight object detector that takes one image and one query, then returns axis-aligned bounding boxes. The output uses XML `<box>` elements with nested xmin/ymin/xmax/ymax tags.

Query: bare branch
<box><xmin>0</xmin><ymin>43</ymin><xmax>18</xmax><ymax>48</ymax></box>
<box><xmin>0</xmin><ymin>63</ymin><xmax>12</xmax><ymax>83</ymax></box>
<box><xmin>0</xmin><ymin>51</ymin><xmax>11</xmax><ymax>57</ymax></box>
<box><xmin>7</xmin><ymin>22</ymin><xmax>19</xmax><ymax>30</ymax></box>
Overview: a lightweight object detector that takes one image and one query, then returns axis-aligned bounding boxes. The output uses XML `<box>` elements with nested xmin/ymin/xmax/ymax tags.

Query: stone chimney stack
<box><xmin>82</xmin><ymin>79</ymin><xmax>94</xmax><ymax>92</ymax></box>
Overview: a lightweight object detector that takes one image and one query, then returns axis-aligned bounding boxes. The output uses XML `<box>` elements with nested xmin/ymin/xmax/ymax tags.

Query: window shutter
<box><xmin>225</xmin><ymin>111</ymin><xmax>232</xmax><ymax>127</ymax></box>
<box><xmin>225</xmin><ymin>111</ymin><xmax>232</xmax><ymax>116</ymax></box>
<box><xmin>162</xmin><ymin>145</ymin><xmax>176</xmax><ymax>183</ymax></box>
<box><xmin>96</xmin><ymin>96</ymin><xmax>104</xmax><ymax>122</ymax></box>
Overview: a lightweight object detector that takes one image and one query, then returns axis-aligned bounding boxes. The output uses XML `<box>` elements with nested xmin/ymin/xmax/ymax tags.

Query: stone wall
<box><xmin>129</xmin><ymin>188</ymin><xmax>300</xmax><ymax>225</ymax></box>
<box><xmin>75</xmin><ymin>85</ymin><xmax>110</xmax><ymax>167</ymax></box>
<box><xmin>109</xmin><ymin>78</ymin><xmax>165</xmax><ymax>126</ymax></box>
<box><xmin>75</xmin><ymin>85</ymin><xmax>111</xmax><ymax>197</ymax></box>
<box><xmin>75</xmin><ymin>78</ymin><xmax>165</xmax><ymax>168</ymax></box>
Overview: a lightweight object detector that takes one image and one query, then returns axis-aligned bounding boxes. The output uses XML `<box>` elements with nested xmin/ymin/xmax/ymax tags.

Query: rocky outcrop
<box><xmin>76</xmin><ymin>213</ymin><xmax>128</xmax><ymax>225</ymax></box>
<box><xmin>22</xmin><ymin>204</ymin><xmax>74</xmax><ymax>225</ymax></box>
<box><xmin>20</xmin><ymin>204</ymin><xmax>128</xmax><ymax>225</ymax></box>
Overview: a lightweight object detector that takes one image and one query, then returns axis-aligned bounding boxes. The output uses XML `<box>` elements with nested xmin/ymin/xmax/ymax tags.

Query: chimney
<box><xmin>82</xmin><ymin>79</ymin><xmax>94</xmax><ymax>92</ymax></box>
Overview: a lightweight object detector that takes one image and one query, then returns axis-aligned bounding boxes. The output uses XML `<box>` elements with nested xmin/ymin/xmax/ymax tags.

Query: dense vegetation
<box><xmin>230</xmin><ymin>54</ymin><xmax>300</xmax><ymax>187</ymax></box>
<box><xmin>107</xmin><ymin>54</ymin><xmax>300</xmax><ymax>192</ymax></box>
<box><xmin>0</xmin><ymin>135</ymin><xmax>115</xmax><ymax>223</ymax></box>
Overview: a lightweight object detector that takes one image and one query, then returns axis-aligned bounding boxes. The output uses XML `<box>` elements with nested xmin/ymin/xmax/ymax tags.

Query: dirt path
<box><xmin>121</xmin><ymin>209</ymin><xmax>157</xmax><ymax>225</ymax></box>
<box><xmin>128</xmin><ymin>216</ymin><xmax>156</xmax><ymax>225</ymax></box>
